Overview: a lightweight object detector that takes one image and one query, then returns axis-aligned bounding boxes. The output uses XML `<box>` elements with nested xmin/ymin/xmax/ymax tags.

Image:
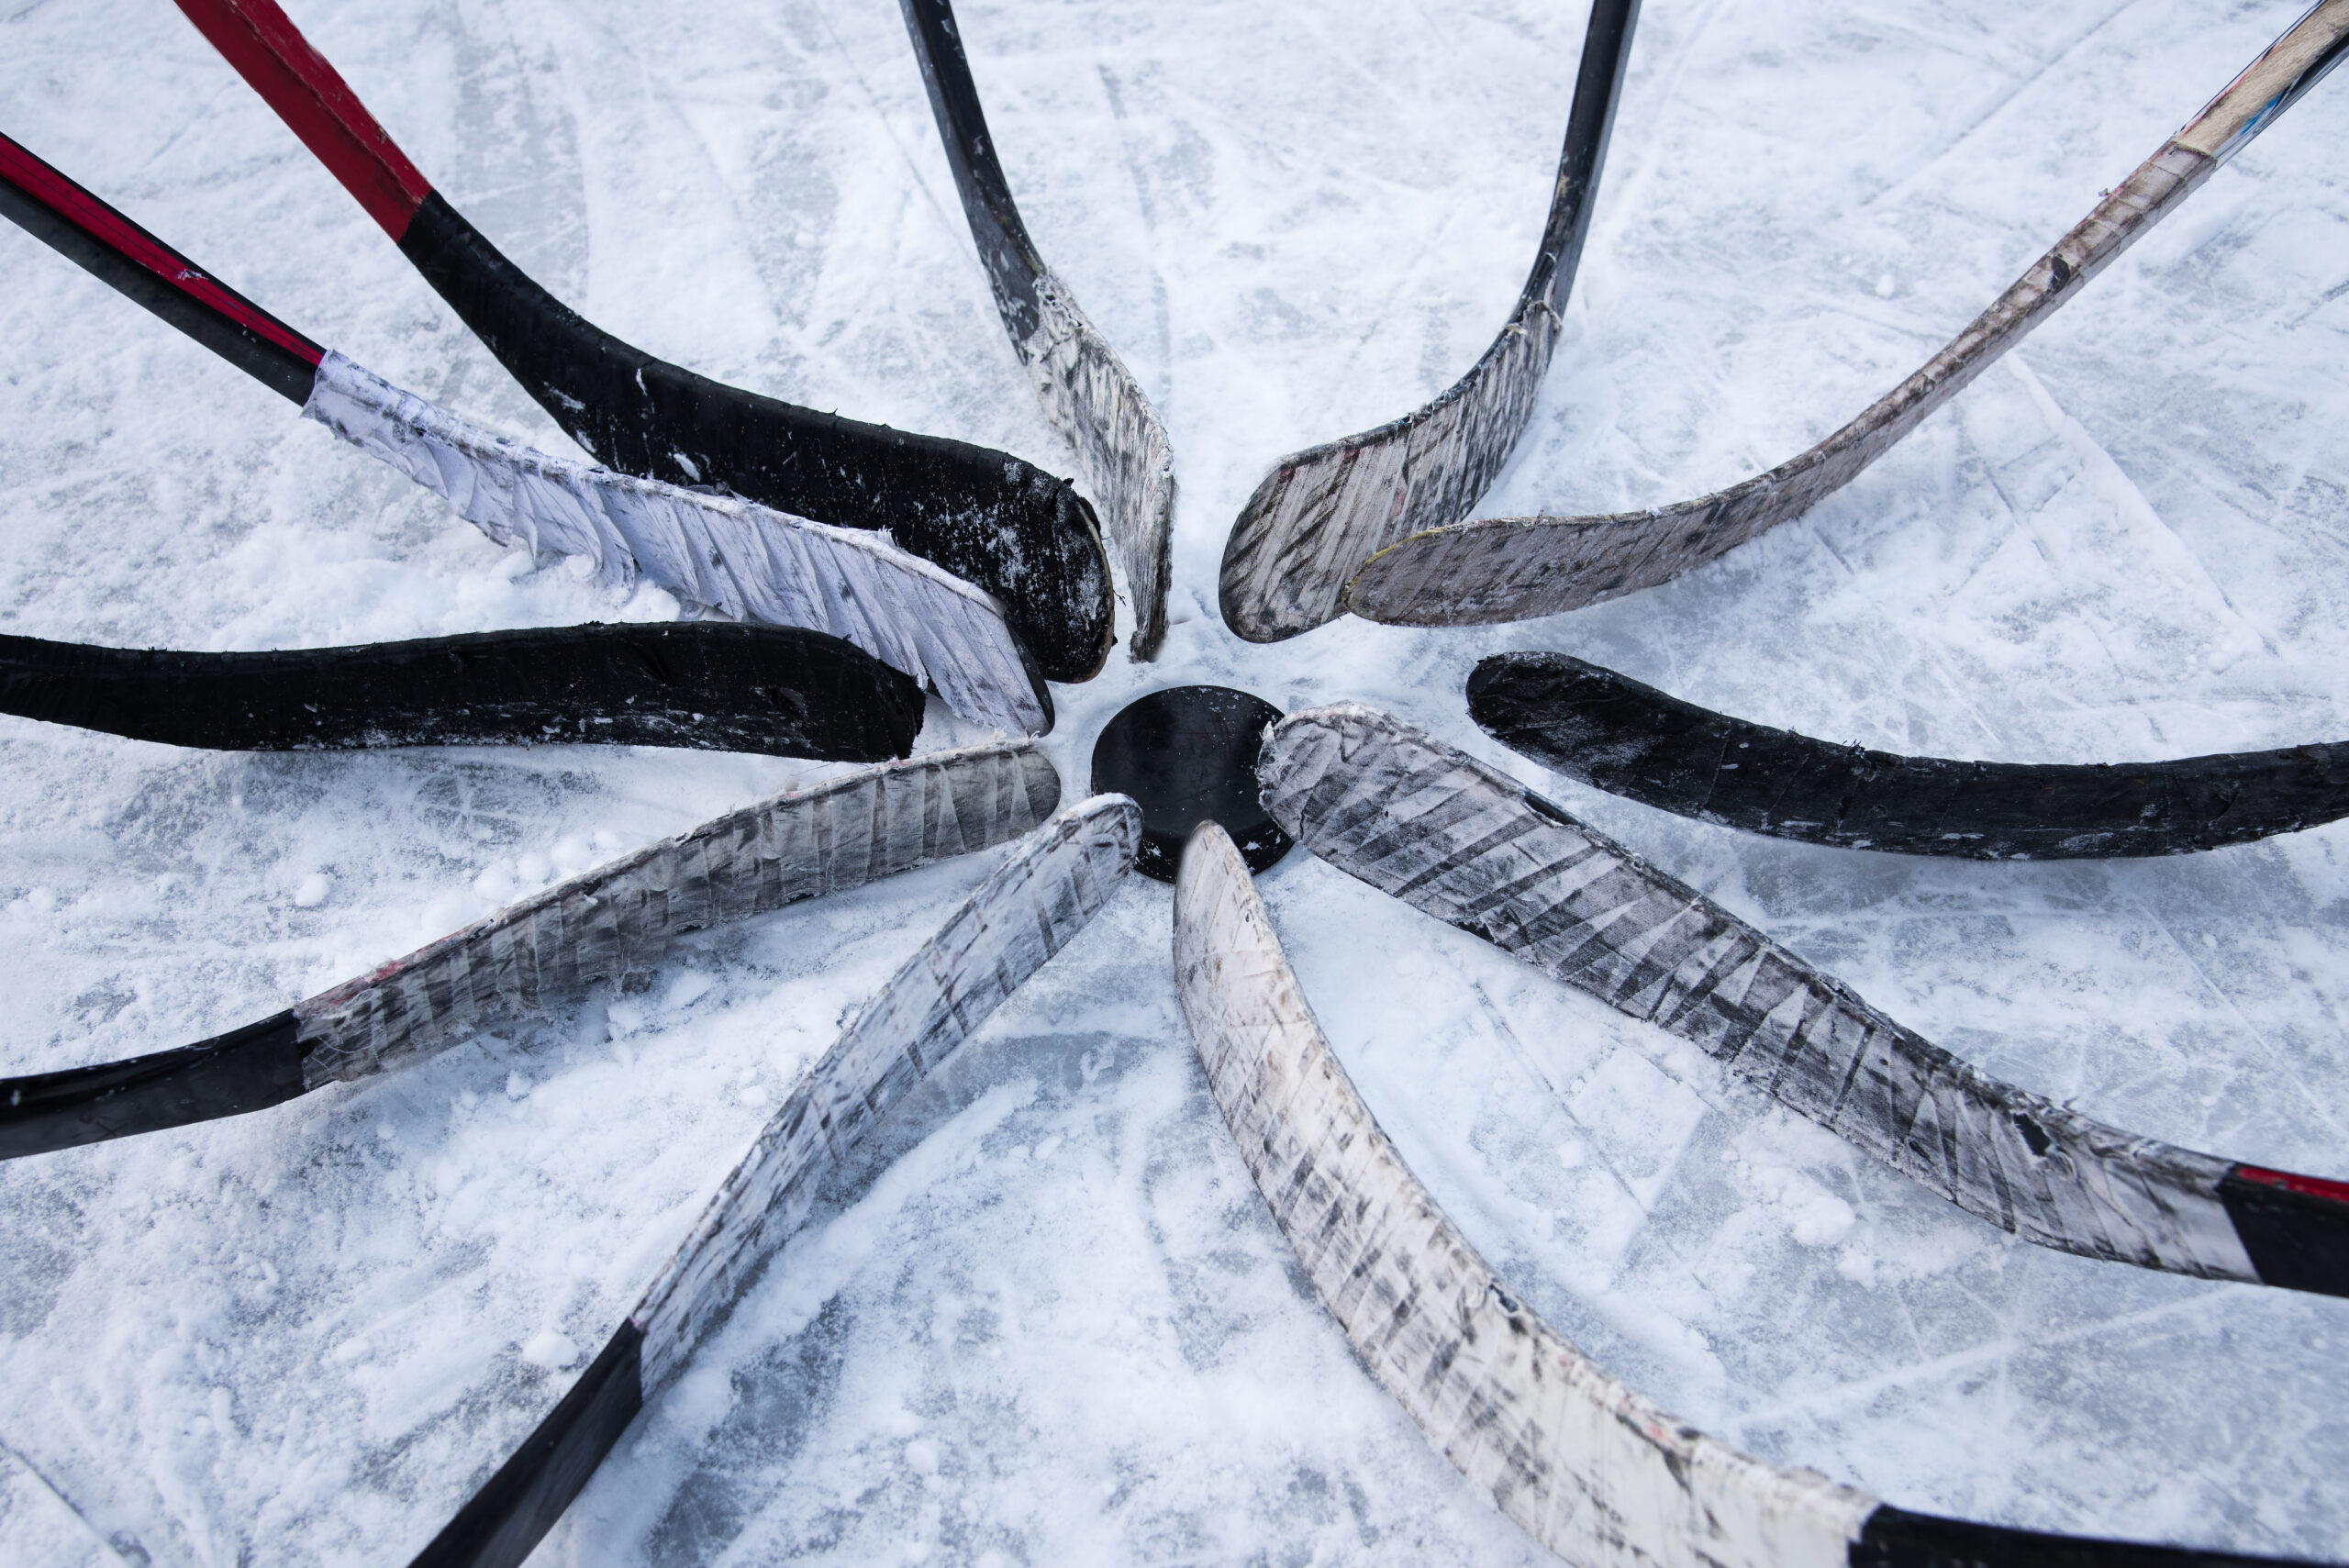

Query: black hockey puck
<box><xmin>1090</xmin><ymin>686</ymin><xmax>1294</xmax><ymax>884</ymax></box>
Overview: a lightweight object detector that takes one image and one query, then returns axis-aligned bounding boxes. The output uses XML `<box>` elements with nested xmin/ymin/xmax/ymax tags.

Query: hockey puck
<box><xmin>1090</xmin><ymin>686</ymin><xmax>1294</xmax><ymax>884</ymax></box>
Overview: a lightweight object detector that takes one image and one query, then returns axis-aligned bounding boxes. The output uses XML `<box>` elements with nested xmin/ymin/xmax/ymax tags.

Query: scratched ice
<box><xmin>0</xmin><ymin>0</ymin><xmax>2343</xmax><ymax>1563</ymax></box>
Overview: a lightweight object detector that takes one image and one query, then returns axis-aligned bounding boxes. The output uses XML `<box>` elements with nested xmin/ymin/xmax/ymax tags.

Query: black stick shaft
<box><xmin>0</xmin><ymin>1012</ymin><xmax>306</xmax><ymax>1159</ymax></box>
<box><xmin>0</xmin><ymin>130</ymin><xmax>322</xmax><ymax>403</ymax></box>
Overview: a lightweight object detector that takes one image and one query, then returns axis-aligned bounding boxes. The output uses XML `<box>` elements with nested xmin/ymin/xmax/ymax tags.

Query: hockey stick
<box><xmin>899</xmin><ymin>0</ymin><xmax>1176</xmax><ymax>661</ymax></box>
<box><xmin>0</xmin><ymin>623</ymin><xmax>922</xmax><ymax>760</ymax></box>
<box><xmin>0</xmin><ymin>133</ymin><xmax>1053</xmax><ymax>738</ymax></box>
<box><xmin>165</xmin><ymin>0</ymin><xmax>1115</xmax><ymax>685</ymax></box>
<box><xmin>1174</xmin><ymin>817</ymin><xmax>2329</xmax><ymax>1568</ymax></box>
<box><xmin>402</xmin><ymin>794</ymin><xmax>1138</xmax><ymax>1568</ymax></box>
<box><xmin>1346</xmin><ymin>0</ymin><xmax>2349</xmax><ymax>628</ymax></box>
<box><xmin>0</xmin><ymin>741</ymin><xmax>1062</xmax><ymax>1161</ymax></box>
<box><xmin>1216</xmin><ymin>0</ymin><xmax>1640</xmax><ymax>643</ymax></box>
<box><xmin>1256</xmin><ymin>704</ymin><xmax>2349</xmax><ymax>1297</ymax></box>
<box><xmin>1470</xmin><ymin>651</ymin><xmax>2349</xmax><ymax>859</ymax></box>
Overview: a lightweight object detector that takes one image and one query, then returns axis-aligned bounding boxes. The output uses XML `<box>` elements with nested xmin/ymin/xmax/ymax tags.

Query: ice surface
<box><xmin>2</xmin><ymin>0</ymin><xmax>2344</xmax><ymax>1562</ymax></box>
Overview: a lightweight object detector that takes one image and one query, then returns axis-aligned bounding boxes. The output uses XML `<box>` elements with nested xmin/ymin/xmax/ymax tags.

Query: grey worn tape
<box><xmin>301</xmin><ymin>353</ymin><xmax>1049</xmax><ymax>735</ymax></box>
<box><xmin>1217</xmin><ymin>247</ymin><xmax>1565</xmax><ymax>642</ymax></box>
<box><xmin>1257</xmin><ymin>705</ymin><xmax>2258</xmax><ymax>1283</ymax></box>
<box><xmin>1174</xmin><ymin>820</ymin><xmax>1876</xmax><ymax>1568</ymax></box>
<box><xmin>1343</xmin><ymin>2</ymin><xmax>2349</xmax><ymax>626</ymax></box>
<box><xmin>1341</xmin><ymin>146</ymin><xmax>2210</xmax><ymax>626</ymax></box>
<box><xmin>1020</xmin><ymin>274</ymin><xmax>1176</xmax><ymax>662</ymax></box>
<box><xmin>629</xmin><ymin>795</ymin><xmax>1140</xmax><ymax>1391</ymax></box>
<box><xmin>293</xmin><ymin>741</ymin><xmax>1063</xmax><ymax>1086</ymax></box>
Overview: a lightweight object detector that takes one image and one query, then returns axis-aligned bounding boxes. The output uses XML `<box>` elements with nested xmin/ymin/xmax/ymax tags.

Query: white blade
<box><xmin>1173</xmin><ymin>819</ymin><xmax>1876</xmax><ymax>1568</ymax></box>
<box><xmin>1257</xmin><ymin>704</ymin><xmax>2259</xmax><ymax>1282</ymax></box>
<box><xmin>293</xmin><ymin>740</ymin><xmax>1063</xmax><ymax>1086</ymax></box>
<box><xmin>629</xmin><ymin>792</ymin><xmax>1141</xmax><ymax>1391</ymax></box>
<box><xmin>1345</xmin><ymin>0</ymin><xmax>2349</xmax><ymax>628</ymax></box>
<box><xmin>303</xmin><ymin>352</ymin><xmax>1052</xmax><ymax>736</ymax></box>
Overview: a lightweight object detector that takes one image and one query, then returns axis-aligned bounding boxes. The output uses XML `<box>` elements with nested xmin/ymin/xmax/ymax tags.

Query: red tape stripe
<box><xmin>0</xmin><ymin>134</ymin><xmax>323</xmax><ymax>370</ymax></box>
<box><xmin>173</xmin><ymin>0</ymin><xmax>432</xmax><ymax>239</ymax></box>
<box><xmin>2234</xmin><ymin>1164</ymin><xmax>2349</xmax><ymax>1206</ymax></box>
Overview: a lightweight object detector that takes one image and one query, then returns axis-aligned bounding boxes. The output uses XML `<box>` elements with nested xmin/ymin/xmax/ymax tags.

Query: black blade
<box><xmin>394</xmin><ymin>195</ymin><xmax>1114</xmax><ymax>684</ymax></box>
<box><xmin>1854</xmin><ymin>1505</ymin><xmax>2317</xmax><ymax>1568</ymax></box>
<box><xmin>1471</xmin><ymin>651</ymin><xmax>2349</xmax><ymax>858</ymax></box>
<box><xmin>0</xmin><ymin>623</ymin><xmax>926</xmax><ymax>761</ymax></box>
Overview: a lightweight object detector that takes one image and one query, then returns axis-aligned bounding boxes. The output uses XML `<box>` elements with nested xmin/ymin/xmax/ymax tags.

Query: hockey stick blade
<box><xmin>0</xmin><ymin>742</ymin><xmax>1063</xmax><ymax>1160</ymax></box>
<box><xmin>0</xmin><ymin>623</ymin><xmax>923</xmax><ymax>760</ymax></box>
<box><xmin>1174</xmin><ymin>817</ymin><xmax>2331</xmax><ymax>1568</ymax></box>
<box><xmin>1346</xmin><ymin>0</ymin><xmax>2349</xmax><ymax>628</ymax></box>
<box><xmin>0</xmin><ymin>133</ymin><xmax>1053</xmax><ymax>737</ymax></box>
<box><xmin>1217</xmin><ymin>0</ymin><xmax>1640</xmax><ymax>643</ymax></box>
<box><xmin>1471</xmin><ymin>651</ymin><xmax>2349</xmax><ymax>858</ymax></box>
<box><xmin>406</xmin><ymin>795</ymin><xmax>1139</xmax><ymax>1568</ymax></box>
<box><xmin>1257</xmin><ymin>705</ymin><xmax>2349</xmax><ymax>1297</ymax></box>
<box><xmin>169</xmin><ymin>0</ymin><xmax>1114</xmax><ymax>684</ymax></box>
<box><xmin>900</xmin><ymin>0</ymin><xmax>1177</xmax><ymax>661</ymax></box>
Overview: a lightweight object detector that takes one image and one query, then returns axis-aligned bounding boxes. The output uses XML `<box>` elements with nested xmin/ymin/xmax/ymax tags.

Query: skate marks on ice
<box><xmin>1346</xmin><ymin>0</ymin><xmax>2349</xmax><ymax>627</ymax></box>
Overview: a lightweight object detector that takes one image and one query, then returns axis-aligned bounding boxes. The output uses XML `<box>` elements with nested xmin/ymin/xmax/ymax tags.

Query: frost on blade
<box><xmin>1019</xmin><ymin>273</ymin><xmax>1175</xmax><ymax>661</ymax></box>
<box><xmin>1257</xmin><ymin>705</ymin><xmax>2262</xmax><ymax>1283</ymax></box>
<box><xmin>1174</xmin><ymin>822</ymin><xmax>1877</xmax><ymax>1568</ymax></box>
<box><xmin>300</xmin><ymin>352</ymin><xmax>1050</xmax><ymax>735</ymax></box>
<box><xmin>629</xmin><ymin>795</ymin><xmax>1141</xmax><ymax>1391</ymax></box>
<box><xmin>293</xmin><ymin>742</ymin><xmax>1063</xmax><ymax>1084</ymax></box>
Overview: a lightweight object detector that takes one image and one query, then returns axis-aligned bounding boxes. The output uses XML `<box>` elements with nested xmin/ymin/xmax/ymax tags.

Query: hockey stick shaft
<box><xmin>1216</xmin><ymin>0</ymin><xmax>1640</xmax><ymax>642</ymax></box>
<box><xmin>0</xmin><ymin>623</ymin><xmax>923</xmax><ymax>759</ymax></box>
<box><xmin>1257</xmin><ymin>704</ymin><xmax>2349</xmax><ymax>1296</ymax></box>
<box><xmin>169</xmin><ymin>0</ymin><xmax>431</xmax><ymax>238</ymax></box>
<box><xmin>0</xmin><ymin>743</ymin><xmax>1063</xmax><ymax>1160</ymax></box>
<box><xmin>407</xmin><ymin>795</ymin><xmax>1141</xmax><ymax>1568</ymax></box>
<box><xmin>899</xmin><ymin>0</ymin><xmax>1179</xmax><ymax>661</ymax></box>
<box><xmin>0</xmin><ymin>129</ymin><xmax>321</xmax><ymax>401</ymax></box>
<box><xmin>1346</xmin><ymin>0</ymin><xmax>2349</xmax><ymax>626</ymax></box>
<box><xmin>899</xmin><ymin>0</ymin><xmax>1047</xmax><ymax>339</ymax></box>
<box><xmin>1175</xmin><ymin>819</ymin><xmax>2327</xmax><ymax>1568</ymax></box>
<box><xmin>1469</xmin><ymin>651</ymin><xmax>2349</xmax><ymax>858</ymax></box>
<box><xmin>168</xmin><ymin>0</ymin><xmax>1119</xmax><ymax>684</ymax></box>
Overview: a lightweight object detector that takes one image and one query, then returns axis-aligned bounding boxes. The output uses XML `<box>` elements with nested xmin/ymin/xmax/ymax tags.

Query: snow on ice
<box><xmin>2</xmin><ymin>0</ymin><xmax>2344</xmax><ymax>1562</ymax></box>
